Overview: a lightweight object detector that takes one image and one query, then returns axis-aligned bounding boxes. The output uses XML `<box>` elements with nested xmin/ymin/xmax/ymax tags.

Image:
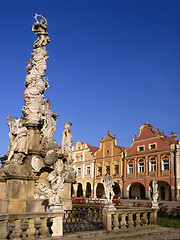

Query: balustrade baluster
<box><xmin>135</xmin><ymin>213</ymin><xmax>141</xmax><ymax>227</ymax></box>
<box><xmin>141</xmin><ymin>213</ymin><xmax>148</xmax><ymax>226</ymax></box>
<box><xmin>27</xmin><ymin>218</ymin><xmax>36</xmax><ymax>239</ymax></box>
<box><xmin>39</xmin><ymin>217</ymin><xmax>48</xmax><ymax>238</ymax></box>
<box><xmin>12</xmin><ymin>219</ymin><xmax>22</xmax><ymax>239</ymax></box>
<box><xmin>128</xmin><ymin>213</ymin><xmax>134</xmax><ymax>228</ymax></box>
<box><xmin>120</xmin><ymin>214</ymin><xmax>127</xmax><ymax>229</ymax></box>
<box><xmin>0</xmin><ymin>219</ymin><xmax>8</xmax><ymax>240</ymax></box>
<box><xmin>149</xmin><ymin>212</ymin><xmax>154</xmax><ymax>225</ymax></box>
<box><xmin>113</xmin><ymin>214</ymin><xmax>119</xmax><ymax>230</ymax></box>
<box><xmin>153</xmin><ymin>210</ymin><xmax>157</xmax><ymax>224</ymax></box>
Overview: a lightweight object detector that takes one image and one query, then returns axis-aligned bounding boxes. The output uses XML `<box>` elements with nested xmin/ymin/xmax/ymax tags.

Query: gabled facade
<box><xmin>124</xmin><ymin>122</ymin><xmax>178</xmax><ymax>201</ymax></box>
<box><xmin>94</xmin><ymin>131</ymin><xmax>125</xmax><ymax>198</ymax></box>
<box><xmin>72</xmin><ymin>141</ymin><xmax>99</xmax><ymax>198</ymax></box>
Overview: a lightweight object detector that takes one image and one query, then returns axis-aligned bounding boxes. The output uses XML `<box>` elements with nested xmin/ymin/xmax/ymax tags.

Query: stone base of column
<box><xmin>48</xmin><ymin>203</ymin><xmax>63</xmax><ymax>212</ymax></box>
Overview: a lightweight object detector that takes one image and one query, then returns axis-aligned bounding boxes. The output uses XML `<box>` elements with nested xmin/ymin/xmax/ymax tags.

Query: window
<box><xmin>77</xmin><ymin>167</ymin><xmax>81</xmax><ymax>176</ymax></box>
<box><xmin>149</xmin><ymin>144</ymin><xmax>156</xmax><ymax>150</ymax></box>
<box><xmin>138</xmin><ymin>146</ymin><xmax>144</xmax><ymax>151</ymax></box>
<box><xmin>162</xmin><ymin>159</ymin><xmax>169</xmax><ymax>171</ymax></box>
<box><xmin>75</xmin><ymin>156</ymin><xmax>78</xmax><ymax>162</ymax></box>
<box><xmin>138</xmin><ymin>162</ymin><xmax>144</xmax><ymax>173</ymax></box>
<box><xmin>106</xmin><ymin>166</ymin><xmax>110</xmax><ymax>175</ymax></box>
<box><xmin>128</xmin><ymin>164</ymin><xmax>133</xmax><ymax>174</ymax></box>
<box><xmin>80</xmin><ymin>155</ymin><xmax>83</xmax><ymax>161</ymax></box>
<box><xmin>115</xmin><ymin>165</ymin><xmax>119</xmax><ymax>175</ymax></box>
<box><xmin>86</xmin><ymin>166</ymin><xmax>91</xmax><ymax>175</ymax></box>
<box><xmin>150</xmin><ymin>161</ymin><xmax>156</xmax><ymax>172</ymax></box>
<box><xmin>98</xmin><ymin>167</ymin><xmax>102</xmax><ymax>176</ymax></box>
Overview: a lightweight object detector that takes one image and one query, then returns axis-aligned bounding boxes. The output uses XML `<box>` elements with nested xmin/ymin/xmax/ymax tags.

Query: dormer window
<box><xmin>138</xmin><ymin>146</ymin><xmax>144</xmax><ymax>152</ymax></box>
<box><xmin>149</xmin><ymin>143</ymin><xmax>156</xmax><ymax>150</ymax></box>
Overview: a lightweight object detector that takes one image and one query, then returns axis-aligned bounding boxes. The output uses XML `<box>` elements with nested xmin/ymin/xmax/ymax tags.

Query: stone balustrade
<box><xmin>0</xmin><ymin>211</ymin><xmax>64</xmax><ymax>240</ymax></box>
<box><xmin>102</xmin><ymin>207</ymin><xmax>158</xmax><ymax>231</ymax></box>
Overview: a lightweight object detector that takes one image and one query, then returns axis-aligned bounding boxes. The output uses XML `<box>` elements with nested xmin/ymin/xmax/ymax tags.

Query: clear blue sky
<box><xmin>0</xmin><ymin>0</ymin><xmax>180</xmax><ymax>156</ymax></box>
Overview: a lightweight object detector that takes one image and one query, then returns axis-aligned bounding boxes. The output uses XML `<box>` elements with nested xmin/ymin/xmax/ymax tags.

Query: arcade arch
<box><xmin>158</xmin><ymin>181</ymin><xmax>171</xmax><ymax>201</ymax></box>
<box><xmin>113</xmin><ymin>182</ymin><xmax>121</xmax><ymax>198</ymax></box>
<box><xmin>85</xmin><ymin>182</ymin><xmax>92</xmax><ymax>198</ymax></box>
<box><xmin>129</xmin><ymin>182</ymin><xmax>145</xmax><ymax>199</ymax></box>
<box><xmin>77</xmin><ymin>182</ymin><xmax>83</xmax><ymax>197</ymax></box>
<box><xmin>96</xmin><ymin>183</ymin><xmax>105</xmax><ymax>198</ymax></box>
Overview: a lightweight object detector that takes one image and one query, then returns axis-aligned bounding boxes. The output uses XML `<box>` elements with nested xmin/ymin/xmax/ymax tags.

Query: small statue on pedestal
<box><xmin>101</xmin><ymin>174</ymin><xmax>115</xmax><ymax>205</ymax></box>
<box><xmin>151</xmin><ymin>179</ymin><xmax>159</xmax><ymax>209</ymax></box>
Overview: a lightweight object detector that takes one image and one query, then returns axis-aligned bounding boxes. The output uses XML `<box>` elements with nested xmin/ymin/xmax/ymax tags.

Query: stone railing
<box><xmin>0</xmin><ymin>211</ymin><xmax>64</xmax><ymax>240</ymax></box>
<box><xmin>102</xmin><ymin>207</ymin><xmax>158</xmax><ymax>231</ymax></box>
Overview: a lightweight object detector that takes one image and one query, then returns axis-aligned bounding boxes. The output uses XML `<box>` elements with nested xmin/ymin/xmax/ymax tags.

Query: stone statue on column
<box><xmin>151</xmin><ymin>179</ymin><xmax>159</xmax><ymax>209</ymax></box>
<box><xmin>61</xmin><ymin>122</ymin><xmax>74</xmax><ymax>168</ymax></box>
<box><xmin>101</xmin><ymin>174</ymin><xmax>115</xmax><ymax>204</ymax></box>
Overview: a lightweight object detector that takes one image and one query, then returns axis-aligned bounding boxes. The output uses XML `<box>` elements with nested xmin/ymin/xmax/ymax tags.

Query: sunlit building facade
<box><xmin>123</xmin><ymin>122</ymin><xmax>178</xmax><ymax>201</ymax></box>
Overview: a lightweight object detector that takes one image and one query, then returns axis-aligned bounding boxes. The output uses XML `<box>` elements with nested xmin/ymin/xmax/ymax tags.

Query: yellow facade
<box><xmin>94</xmin><ymin>132</ymin><xmax>124</xmax><ymax>198</ymax></box>
<box><xmin>72</xmin><ymin>141</ymin><xmax>98</xmax><ymax>197</ymax></box>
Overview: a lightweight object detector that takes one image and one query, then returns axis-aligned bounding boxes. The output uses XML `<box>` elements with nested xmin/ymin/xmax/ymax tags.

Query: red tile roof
<box><xmin>87</xmin><ymin>144</ymin><xmax>99</xmax><ymax>154</ymax></box>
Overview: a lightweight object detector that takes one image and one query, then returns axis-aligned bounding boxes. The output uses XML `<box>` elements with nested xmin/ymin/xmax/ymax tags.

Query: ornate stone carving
<box><xmin>61</xmin><ymin>122</ymin><xmax>74</xmax><ymax>168</ymax></box>
<box><xmin>47</xmin><ymin>170</ymin><xmax>69</xmax><ymax>205</ymax></box>
<box><xmin>31</xmin><ymin>155</ymin><xmax>43</xmax><ymax>172</ymax></box>
<box><xmin>151</xmin><ymin>179</ymin><xmax>159</xmax><ymax>209</ymax></box>
<box><xmin>22</xmin><ymin>14</ymin><xmax>51</xmax><ymax>124</ymax></box>
<box><xmin>34</xmin><ymin>182</ymin><xmax>50</xmax><ymax>199</ymax></box>
<box><xmin>3</xmin><ymin>161</ymin><xmax>23</xmax><ymax>176</ymax></box>
<box><xmin>44</xmin><ymin>149</ymin><xmax>60</xmax><ymax>166</ymax></box>
<box><xmin>7</xmin><ymin>116</ymin><xmax>29</xmax><ymax>163</ymax></box>
<box><xmin>101</xmin><ymin>174</ymin><xmax>115</xmax><ymax>204</ymax></box>
<box><xmin>40</xmin><ymin>99</ymin><xmax>58</xmax><ymax>139</ymax></box>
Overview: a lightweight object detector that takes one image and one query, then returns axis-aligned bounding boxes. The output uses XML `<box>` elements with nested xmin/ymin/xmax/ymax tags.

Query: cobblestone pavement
<box><xmin>62</xmin><ymin>227</ymin><xmax>180</xmax><ymax>240</ymax></box>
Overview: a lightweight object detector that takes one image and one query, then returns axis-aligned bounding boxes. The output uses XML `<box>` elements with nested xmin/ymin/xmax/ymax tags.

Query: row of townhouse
<box><xmin>72</xmin><ymin>122</ymin><xmax>180</xmax><ymax>201</ymax></box>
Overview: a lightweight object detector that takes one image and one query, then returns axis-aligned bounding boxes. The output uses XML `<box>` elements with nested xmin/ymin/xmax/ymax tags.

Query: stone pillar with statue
<box><xmin>151</xmin><ymin>179</ymin><xmax>159</xmax><ymax>209</ymax></box>
<box><xmin>0</xmin><ymin>14</ymin><xmax>76</xmax><ymax>213</ymax></box>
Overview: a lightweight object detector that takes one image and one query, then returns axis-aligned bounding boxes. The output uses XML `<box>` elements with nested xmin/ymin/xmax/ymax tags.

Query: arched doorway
<box><xmin>158</xmin><ymin>181</ymin><xmax>171</xmax><ymax>201</ymax></box>
<box><xmin>85</xmin><ymin>182</ymin><xmax>91</xmax><ymax>198</ymax></box>
<box><xmin>77</xmin><ymin>182</ymin><xmax>83</xmax><ymax>197</ymax></box>
<box><xmin>113</xmin><ymin>182</ymin><xmax>121</xmax><ymax>198</ymax></box>
<box><xmin>129</xmin><ymin>182</ymin><xmax>145</xmax><ymax>199</ymax></box>
<box><xmin>96</xmin><ymin>183</ymin><xmax>105</xmax><ymax>198</ymax></box>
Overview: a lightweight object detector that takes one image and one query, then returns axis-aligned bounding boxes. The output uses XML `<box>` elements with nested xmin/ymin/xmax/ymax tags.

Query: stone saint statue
<box><xmin>41</xmin><ymin>99</ymin><xmax>58</xmax><ymax>139</ymax></box>
<box><xmin>101</xmin><ymin>174</ymin><xmax>115</xmax><ymax>204</ymax></box>
<box><xmin>151</xmin><ymin>179</ymin><xmax>159</xmax><ymax>209</ymax></box>
<box><xmin>47</xmin><ymin>170</ymin><xmax>69</xmax><ymax>205</ymax></box>
<box><xmin>61</xmin><ymin>122</ymin><xmax>74</xmax><ymax>167</ymax></box>
<box><xmin>7</xmin><ymin>116</ymin><xmax>29</xmax><ymax>163</ymax></box>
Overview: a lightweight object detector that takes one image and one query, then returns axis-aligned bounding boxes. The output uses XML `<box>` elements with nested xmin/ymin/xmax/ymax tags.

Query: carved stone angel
<box><xmin>47</xmin><ymin>170</ymin><xmax>69</xmax><ymax>205</ymax></box>
<box><xmin>32</xmin><ymin>15</ymin><xmax>50</xmax><ymax>48</ymax></box>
